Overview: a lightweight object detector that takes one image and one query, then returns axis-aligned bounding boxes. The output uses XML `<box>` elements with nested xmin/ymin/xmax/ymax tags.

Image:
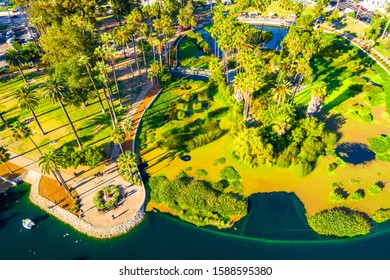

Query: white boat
<box><xmin>22</xmin><ymin>219</ymin><xmax>35</xmax><ymax>229</ymax></box>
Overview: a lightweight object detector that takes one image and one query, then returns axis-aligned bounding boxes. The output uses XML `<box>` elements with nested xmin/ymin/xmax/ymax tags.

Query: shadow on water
<box><xmin>335</xmin><ymin>143</ymin><xmax>376</xmax><ymax>165</ymax></box>
<box><xmin>220</xmin><ymin>192</ymin><xmax>322</xmax><ymax>241</ymax></box>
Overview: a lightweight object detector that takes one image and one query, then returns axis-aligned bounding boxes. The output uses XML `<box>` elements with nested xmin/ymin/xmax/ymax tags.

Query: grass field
<box><xmin>138</xmin><ymin>34</ymin><xmax>390</xmax><ymax>218</ymax></box>
<box><xmin>0</xmin><ymin>69</ymin><xmax>136</xmax><ymax>163</ymax></box>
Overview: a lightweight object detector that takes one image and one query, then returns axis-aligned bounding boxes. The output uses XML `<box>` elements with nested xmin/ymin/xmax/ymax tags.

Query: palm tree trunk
<box><xmin>30</xmin><ymin>109</ymin><xmax>45</xmax><ymax>135</ymax></box>
<box><xmin>141</xmin><ymin>41</ymin><xmax>147</xmax><ymax>67</ymax></box>
<box><xmin>119</xmin><ymin>143</ymin><xmax>123</xmax><ymax>153</ymax></box>
<box><xmin>126</xmin><ymin>43</ymin><xmax>135</xmax><ymax>77</ymax></box>
<box><xmin>59</xmin><ymin>100</ymin><xmax>82</xmax><ymax>149</ymax></box>
<box><xmin>0</xmin><ymin>112</ymin><xmax>8</xmax><ymax>129</ymax></box>
<box><xmin>4</xmin><ymin>163</ymin><xmax>12</xmax><ymax>174</ymax></box>
<box><xmin>17</xmin><ymin>66</ymin><xmax>27</xmax><ymax>84</ymax></box>
<box><xmin>111</xmin><ymin>63</ymin><xmax>123</xmax><ymax>108</ymax></box>
<box><xmin>381</xmin><ymin>18</ymin><xmax>390</xmax><ymax>40</ymax></box>
<box><xmin>55</xmin><ymin>168</ymin><xmax>73</xmax><ymax>198</ymax></box>
<box><xmin>102</xmin><ymin>86</ymin><xmax>116</xmax><ymax>128</ymax></box>
<box><xmin>86</xmin><ymin>65</ymin><xmax>105</xmax><ymax>113</ymax></box>
<box><xmin>132</xmin><ymin>36</ymin><xmax>142</xmax><ymax>85</ymax></box>
<box><xmin>104</xmin><ymin>83</ymin><xmax>118</xmax><ymax>124</ymax></box>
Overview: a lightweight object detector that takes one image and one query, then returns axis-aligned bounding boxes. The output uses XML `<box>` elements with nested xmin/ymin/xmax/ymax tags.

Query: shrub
<box><xmin>349</xmin><ymin>76</ymin><xmax>367</xmax><ymax>84</ymax></box>
<box><xmin>216</xmin><ymin>157</ymin><xmax>226</xmax><ymax>164</ymax></box>
<box><xmin>328</xmin><ymin>162</ymin><xmax>338</xmax><ymax>173</ymax></box>
<box><xmin>182</xmin><ymin>93</ymin><xmax>193</xmax><ymax>102</ymax></box>
<box><xmin>177</xmin><ymin>110</ymin><xmax>186</xmax><ymax>119</ymax></box>
<box><xmin>176</xmin><ymin>103</ymin><xmax>190</xmax><ymax>111</ymax></box>
<box><xmin>70</xmin><ymin>198</ymin><xmax>80</xmax><ymax>214</ymax></box>
<box><xmin>363</xmin><ymin>84</ymin><xmax>384</xmax><ymax>93</ymax></box>
<box><xmin>192</xmin><ymin>102</ymin><xmax>203</xmax><ymax>111</ymax></box>
<box><xmin>220</xmin><ymin>166</ymin><xmax>241</xmax><ymax>181</ymax></box>
<box><xmin>348</xmin><ymin>84</ymin><xmax>363</xmax><ymax>92</ymax></box>
<box><xmin>207</xmin><ymin>107</ymin><xmax>230</xmax><ymax>120</ymax></box>
<box><xmin>296</xmin><ymin>160</ymin><xmax>313</xmax><ymax>177</ymax></box>
<box><xmin>186</xmin><ymin>129</ymin><xmax>224</xmax><ymax>150</ymax></box>
<box><xmin>349</xmin><ymin>104</ymin><xmax>373</xmax><ymax>123</ymax></box>
<box><xmin>198</xmin><ymin>92</ymin><xmax>209</xmax><ymax>102</ymax></box>
<box><xmin>368</xmin><ymin>135</ymin><xmax>390</xmax><ymax>162</ymax></box>
<box><xmin>366</xmin><ymin>91</ymin><xmax>385</xmax><ymax>107</ymax></box>
<box><xmin>185</xmin><ymin>166</ymin><xmax>192</xmax><ymax>171</ymax></box>
<box><xmin>308</xmin><ymin>207</ymin><xmax>371</xmax><ymax>237</ymax></box>
<box><xmin>372</xmin><ymin>208</ymin><xmax>390</xmax><ymax>223</ymax></box>
<box><xmin>330</xmin><ymin>182</ymin><xmax>343</xmax><ymax>189</ymax></box>
<box><xmin>351</xmin><ymin>189</ymin><xmax>365</xmax><ymax>201</ymax></box>
<box><xmin>196</xmin><ymin>169</ymin><xmax>208</xmax><ymax>177</ymax></box>
<box><xmin>368</xmin><ymin>184</ymin><xmax>382</xmax><ymax>195</ymax></box>
<box><xmin>329</xmin><ymin>187</ymin><xmax>348</xmax><ymax>202</ymax></box>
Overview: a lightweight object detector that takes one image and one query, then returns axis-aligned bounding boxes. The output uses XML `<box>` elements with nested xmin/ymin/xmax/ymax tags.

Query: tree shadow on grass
<box><xmin>321</xmin><ymin>113</ymin><xmax>346</xmax><ymax>141</ymax></box>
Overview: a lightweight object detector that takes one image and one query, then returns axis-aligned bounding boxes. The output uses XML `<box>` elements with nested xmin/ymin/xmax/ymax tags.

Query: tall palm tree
<box><xmin>0</xmin><ymin>146</ymin><xmax>12</xmax><ymax>174</ymax></box>
<box><xmin>111</xmin><ymin>127</ymin><xmax>126</xmax><ymax>153</ymax></box>
<box><xmin>113</xmin><ymin>25</ymin><xmax>130</xmax><ymax>58</ymax></box>
<box><xmin>105</xmin><ymin>47</ymin><xmax>124</xmax><ymax>108</ymax></box>
<box><xmin>381</xmin><ymin>2</ymin><xmax>390</xmax><ymax>40</ymax></box>
<box><xmin>15</xmin><ymin>87</ymin><xmax>45</xmax><ymax>135</ymax></box>
<box><xmin>5</xmin><ymin>48</ymin><xmax>27</xmax><ymax>84</ymax></box>
<box><xmin>121</xmin><ymin>117</ymin><xmax>134</xmax><ymax>138</ymax></box>
<box><xmin>78</xmin><ymin>55</ymin><xmax>105</xmax><ymax>113</ymax></box>
<box><xmin>10</xmin><ymin>121</ymin><xmax>43</xmax><ymax>155</ymax></box>
<box><xmin>271</xmin><ymin>79</ymin><xmax>292</xmax><ymax>106</ymax></box>
<box><xmin>118</xmin><ymin>150</ymin><xmax>138</xmax><ymax>183</ymax></box>
<box><xmin>39</xmin><ymin>151</ymin><xmax>73</xmax><ymax>197</ymax></box>
<box><xmin>148</xmin><ymin>61</ymin><xmax>161</xmax><ymax>86</ymax></box>
<box><xmin>42</xmin><ymin>77</ymin><xmax>82</xmax><ymax>149</ymax></box>
<box><xmin>126</xmin><ymin>10</ymin><xmax>143</xmax><ymax>84</ymax></box>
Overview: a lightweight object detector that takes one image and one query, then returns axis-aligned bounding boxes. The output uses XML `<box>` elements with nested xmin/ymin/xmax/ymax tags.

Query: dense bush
<box><xmin>93</xmin><ymin>186</ymin><xmax>121</xmax><ymax>211</ymax></box>
<box><xmin>363</xmin><ymin>84</ymin><xmax>384</xmax><ymax>93</ymax></box>
<box><xmin>351</xmin><ymin>189</ymin><xmax>365</xmax><ymax>201</ymax></box>
<box><xmin>349</xmin><ymin>76</ymin><xmax>367</xmax><ymax>84</ymax></box>
<box><xmin>368</xmin><ymin>184</ymin><xmax>382</xmax><ymax>195</ymax></box>
<box><xmin>186</xmin><ymin>31</ymin><xmax>210</xmax><ymax>54</ymax></box>
<box><xmin>148</xmin><ymin>176</ymin><xmax>247</xmax><ymax>227</ymax></box>
<box><xmin>372</xmin><ymin>208</ymin><xmax>390</xmax><ymax>223</ymax></box>
<box><xmin>57</xmin><ymin>145</ymin><xmax>106</xmax><ymax>169</ymax></box>
<box><xmin>308</xmin><ymin>207</ymin><xmax>371</xmax><ymax>237</ymax></box>
<box><xmin>220</xmin><ymin>166</ymin><xmax>241</xmax><ymax>181</ymax></box>
<box><xmin>327</xmin><ymin>162</ymin><xmax>338</xmax><ymax>173</ymax></box>
<box><xmin>348</xmin><ymin>104</ymin><xmax>373</xmax><ymax>123</ymax></box>
<box><xmin>196</xmin><ymin>169</ymin><xmax>208</xmax><ymax>177</ymax></box>
<box><xmin>368</xmin><ymin>135</ymin><xmax>390</xmax><ymax>162</ymax></box>
<box><xmin>187</xmin><ymin>129</ymin><xmax>224</xmax><ymax>150</ymax></box>
<box><xmin>329</xmin><ymin>187</ymin><xmax>349</xmax><ymax>202</ymax></box>
<box><xmin>366</xmin><ymin>91</ymin><xmax>385</xmax><ymax>107</ymax></box>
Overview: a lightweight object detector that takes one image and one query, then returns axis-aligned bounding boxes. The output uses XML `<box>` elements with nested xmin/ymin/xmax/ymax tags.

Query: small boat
<box><xmin>22</xmin><ymin>219</ymin><xmax>35</xmax><ymax>229</ymax></box>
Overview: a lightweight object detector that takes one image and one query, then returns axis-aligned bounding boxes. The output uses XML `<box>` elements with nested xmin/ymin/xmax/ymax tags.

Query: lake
<box><xmin>2</xmin><ymin>183</ymin><xmax>390</xmax><ymax>260</ymax></box>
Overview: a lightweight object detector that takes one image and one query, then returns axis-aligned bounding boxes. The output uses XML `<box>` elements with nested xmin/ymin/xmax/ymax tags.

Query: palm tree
<box><xmin>148</xmin><ymin>61</ymin><xmax>161</xmax><ymax>86</ymax></box>
<box><xmin>111</xmin><ymin>127</ymin><xmax>126</xmax><ymax>153</ymax></box>
<box><xmin>121</xmin><ymin>117</ymin><xmax>134</xmax><ymax>138</ymax></box>
<box><xmin>42</xmin><ymin>77</ymin><xmax>82</xmax><ymax>149</ymax></box>
<box><xmin>39</xmin><ymin>151</ymin><xmax>73</xmax><ymax>197</ymax></box>
<box><xmin>113</xmin><ymin>25</ymin><xmax>130</xmax><ymax>58</ymax></box>
<box><xmin>5</xmin><ymin>48</ymin><xmax>27</xmax><ymax>84</ymax></box>
<box><xmin>10</xmin><ymin>121</ymin><xmax>43</xmax><ymax>155</ymax></box>
<box><xmin>126</xmin><ymin>10</ymin><xmax>143</xmax><ymax>84</ymax></box>
<box><xmin>105</xmin><ymin>47</ymin><xmax>124</xmax><ymax>108</ymax></box>
<box><xmin>271</xmin><ymin>79</ymin><xmax>292</xmax><ymax>106</ymax></box>
<box><xmin>118</xmin><ymin>150</ymin><xmax>138</xmax><ymax>183</ymax></box>
<box><xmin>78</xmin><ymin>55</ymin><xmax>105</xmax><ymax>113</ymax></box>
<box><xmin>0</xmin><ymin>146</ymin><xmax>12</xmax><ymax>174</ymax></box>
<box><xmin>15</xmin><ymin>87</ymin><xmax>45</xmax><ymax>135</ymax></box>
<box><xmin>381</xmin><ymin>2</ymin><xmax>390</xmax><ymax>40</ymax></box>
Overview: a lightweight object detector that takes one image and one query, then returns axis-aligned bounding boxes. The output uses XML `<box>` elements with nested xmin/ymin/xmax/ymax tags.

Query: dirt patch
<box><xmin>39</xmin><ymin>176</ymin><xmax>78</xmax><ymax>213</ymax></box>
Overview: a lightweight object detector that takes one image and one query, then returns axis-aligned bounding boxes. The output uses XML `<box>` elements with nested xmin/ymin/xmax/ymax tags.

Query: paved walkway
<box><xmin>6</xmin><ymin>83</ymin><xmax>161</xmax><ymax>229</ymax></box>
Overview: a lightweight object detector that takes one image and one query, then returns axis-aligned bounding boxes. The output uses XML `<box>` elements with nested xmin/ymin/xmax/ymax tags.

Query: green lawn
<box><xmin>0</xmin><ymin>70</ymin><xmax>132</xmax><ymax>161</ymax></box>
<box><xmin>178</xmin><ymin>39</ymin><xmax>212</xmax><ymax>69</ymax></box>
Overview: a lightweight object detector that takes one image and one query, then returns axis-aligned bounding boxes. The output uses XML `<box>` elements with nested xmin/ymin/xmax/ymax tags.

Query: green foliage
<box><xmin>196</xmin><ymin>169</ymin><xmax>208</xmax><ymax>177</ymax></box>
<box><xmin>70</xmin><ymin>198</ymin><xmax>80</xmax><ymax>214</ymax></box>
<box><xmin>186</xmin><ymin>31</ymin><xmax>210</xmax><ymax>54</ymax></box>
<box><xmin>368</xmin><ymin>184</ymin><xmax>382</xmax><ymax>196</ymax></box>
<box><xmin>187</xmin><ymin>129</ymin><xmax>224</xmax><ymax>150</ymax></box>
<box><xmin>372</xmin><ymin>208</ymin><xmax>390</xmax><ymax>223</ymax></box>
<box><xmin>351</xmin><ymin>189</ymin><xmax>365</xmax><ymax>201</ymax></box>
<box><xmin>366</xmin><ymin>91</ymin><xmax>385</xmax><ymax>107</ymax></box>
<box><xmin>327</xmin><ymin>162</ymin><xmax>338</xmax><ymax>173</ymax></box>
<box><xmin>308</xmin><ymin>208</ymin><xmax>371</xmax><ymax>237</ymax></box>
<box><xmin>368</xmin><ymin>135</ymin><xmax>390</xmax><ymax>162</ymax></box>
<box><xmin>57</xmin><ymin>145</ymin><xmax>105</xmax><ymax>169</ymax></box>
<box><xmin>296</xmin><ymin>160</ymin><xmax>313</xmax><ymax>177</ymax></box>
<box><xmin>93</xmin><ymin>186</ymin><xmax>121</xmax><ymax>211</ymax></box>
<box><xmin>216</xmin><ymin>157</ymin><xmax>226</xmax><ymax>164</ymax></box>
<box><xmin>363</xmin><ymin>84</ymin><xmax>384</xmax><ymax>94</ymax></box>
<box><xmin>329</xmin><ymin>187</ymin><xmax>349</xmax><ymax>202</ymax></box>
<box><xmin>347</xmin><ymin>103</ymin><xmax>373</xmax><ymax>123</ymax></box>
<box><xmin>232</xmin><ymin>128</ymin><xmax>274</xmax><ymax>167</ymax></box>
<box><xmin>149</xmin><ymin>176</ymin><xmax>247</xmax><ymax>228</ymax></box>
<box><xmin>220</xmin><ymin>166</ymin><xmax>241</xmax><ymax>181</ymax></box>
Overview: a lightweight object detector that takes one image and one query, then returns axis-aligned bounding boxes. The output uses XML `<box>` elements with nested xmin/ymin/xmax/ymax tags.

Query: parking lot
<box><xmin>0</xmin><ymin>10</ymin><xmax>32</xmax><ymax>68</ymax></box>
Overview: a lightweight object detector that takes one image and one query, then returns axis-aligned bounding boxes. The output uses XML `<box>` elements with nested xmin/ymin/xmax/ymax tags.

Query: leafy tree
<box><xmin>381</xmin><ymin>2</ymin><xmax>390</xmax><ymax>40</ymax></box>
<box><xmin>111</xmin><ymin>127</ymin><xmax>126</xmax><ymax>153</ymax></box>
<box><xmin>15</xmin><ymin>87</ymin><xmax>45</xmax><ymax>135</ymax></box>
<box><xmin>42</xmin><ymin>77</ymin><xmax>82</xmax><ymax>149</ymax></box>
<box><xmin>0</xmin><ymin>146</ymin><xmax>12</xmax><ymax>174</ymax></box>
<box><xmin>271</xmin><ymin>78</ymin><xmax>292</xmax><ymax>106</ymax></box>
<box><xmin>4</xmin><ymin>48</ymin><xmax>27</xmax><ymax>84</ymax></box>
<box><xmin>364</xmin><ymin>16</ymin><xmax>382</xmax><ymax>41</ymax></box>
<box><xmin>10</xmin><ymin>121</ymin><xmax>43</xmax><ymax>155</ymax></box>
<box><xmin>178</xmin><ymin>0</ymin><xmax>196</xmax><ymax>29</ymax></box>
<box><xmin>118</xmin><ymin>150</ymin><xmax>138</xmax><ymax>182</ymax></box>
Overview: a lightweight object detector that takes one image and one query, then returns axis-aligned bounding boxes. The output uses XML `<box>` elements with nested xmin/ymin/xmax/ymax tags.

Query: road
<box><xmin>336</xmin><ymin>0</ymin><xmax>376</xmax><ymax>20</ymax></box>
